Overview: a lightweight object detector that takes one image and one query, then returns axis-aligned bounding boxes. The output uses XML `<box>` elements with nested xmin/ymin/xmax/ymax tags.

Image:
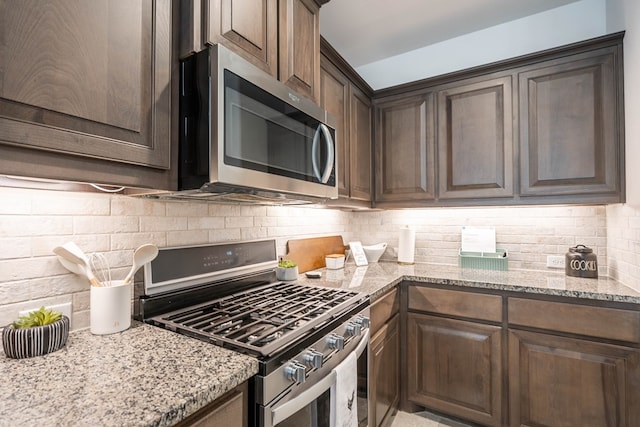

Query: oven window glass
<box><xmin>277</xmin><ymin>390</ymin><xmax>330</xmax><ymax>427</ymax></box>
<box><xmin>224</xmin><ymin>70</ymin><xmax>335</xmax><ymax>186</ymax></box>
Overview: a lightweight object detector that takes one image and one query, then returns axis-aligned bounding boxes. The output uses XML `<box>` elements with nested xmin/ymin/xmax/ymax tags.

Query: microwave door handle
<box><xmin>311</xmin><ymin>124</ymin><xmax>335</xmax><ymax>184</ymax></box>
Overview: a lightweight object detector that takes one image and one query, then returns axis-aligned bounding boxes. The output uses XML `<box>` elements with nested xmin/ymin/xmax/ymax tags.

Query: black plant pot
<box><xmin>2</xmin><ymin>316</ymin><xmax>70</xmax><ymax>359</ymax></box>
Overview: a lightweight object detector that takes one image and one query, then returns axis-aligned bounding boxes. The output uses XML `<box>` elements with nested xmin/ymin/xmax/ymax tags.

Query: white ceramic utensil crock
<box><xmin>90</xmin><ymin>280</ymin><xmax>131</xmax><ymax>335</ymax></box>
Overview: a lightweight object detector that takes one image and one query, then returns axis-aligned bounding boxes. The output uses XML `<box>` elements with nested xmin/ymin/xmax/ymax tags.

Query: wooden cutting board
<box><xmin>285</xmin><ymin>235</ymin><xmax>347</xmax><ymax>273</ymax></box>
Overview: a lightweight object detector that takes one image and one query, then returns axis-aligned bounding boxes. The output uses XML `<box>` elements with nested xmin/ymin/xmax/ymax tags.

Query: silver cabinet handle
<box><xmin>311</xmin><ymin>123</ymin><xmax>335</xmax><ymax>184</ymax></box>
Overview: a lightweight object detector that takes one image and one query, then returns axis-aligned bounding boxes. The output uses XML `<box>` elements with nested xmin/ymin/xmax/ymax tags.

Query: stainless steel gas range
<box><xmin>135</xmin><ymin>239</ymin><xmax>370</xmax><ymax>427</ymax></box>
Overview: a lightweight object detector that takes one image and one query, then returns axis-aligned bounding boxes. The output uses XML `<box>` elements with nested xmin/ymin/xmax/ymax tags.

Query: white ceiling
<box><xmin>320</xmin><ymin>0</ymin><xmax>581</xmax><ymax>68</ymax></box>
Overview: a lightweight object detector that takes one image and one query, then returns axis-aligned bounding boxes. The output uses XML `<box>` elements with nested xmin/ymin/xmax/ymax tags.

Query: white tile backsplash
<box><xmin>1</xmin><ymin>185</ymin><xmax>636</xmax><ymax>331</ymax></box>
<box><xmin>606</xmin><ymin>204</ymin><xmax>640</xmax><ymax>292</ymax></box>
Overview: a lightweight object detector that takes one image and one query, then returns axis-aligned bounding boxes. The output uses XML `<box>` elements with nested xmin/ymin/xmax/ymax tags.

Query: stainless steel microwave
<box><xmin>175</xmin><ymin>44</ymin><xmax>338</xmax><ymax>204</ymax></box>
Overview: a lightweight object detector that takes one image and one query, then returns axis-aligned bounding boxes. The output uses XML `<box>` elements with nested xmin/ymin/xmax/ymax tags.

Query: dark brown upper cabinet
<box><xmin>320</xmin><ymin>56</ymin><xmax>351</xmax><ymax>197</ymax></box>
<box><xmin>519</xmin><ymin>46</ymin><xmax>622</xmax><ymax>199</ymax></box>
<box><xmin>437</xmin><ymin>75</ymin><xmax>514</xmax><ymax>200</ymax></box>
<box><xmin>371</xmin><ymin>32</ymin><xmax>624</xmax><ymax>208</ymax></box>
<box><xmin>187</xmin><ymin>0</ymin><xmax>321</xmax><ymax>102</ymax></box>
<box><xmin>202</xmin><ymin>0</ymin><xmax>278</xmax><ymax>77</ymax></box>
<box><xmin>278</xmin><ymin>0</ymin><xmax>321</xmax><ymax>103</ymax></box>
<box><xmin>374</xmin><ymin>94</ymin><xmax>436</xmax><ymax>204</ymax></box>
<box><xmin>320</xmin><ymin>39</ymin><xmax>373</xmax><ymax>207</ymax></box>
<box><xmin>349</xmin><ymin>84</ymin><xmax>373</xmax><ymax>201</ymax></box>
<box><xmin>0</xmin><ymin>0</ymin><xmax>177</xmax><ymax>190</ymax></box>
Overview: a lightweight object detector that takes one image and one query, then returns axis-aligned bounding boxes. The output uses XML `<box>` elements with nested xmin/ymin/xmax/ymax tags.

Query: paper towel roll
<box><xmin>398</xmin><ymin>225</ymin><xmax>415</xmax><ymax>264</ymax></box>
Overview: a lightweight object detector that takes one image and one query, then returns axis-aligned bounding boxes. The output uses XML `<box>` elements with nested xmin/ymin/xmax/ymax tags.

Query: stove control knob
<box><xmin>302</xmin><ymin>350</ymin><xmax>323</xmax><ymax>369</ymax></box>
<box><xmin>345</xmin><ymin>322</ymin><xmax>362</xmax><ymax>337</ymax></box>
<box><xmin>354</xmin><ymin>315</ymin><xmax>370</xmax><ymax>329</ymax></box>
<box><xmin>284</xmin><ymin>362</ymin><xmax>306</xmax><ymax>384</ymax></box>
<box><xmin>327</xmin><ymin>333</ymin><xmax>344</xmax><ymax>350</ymax></box>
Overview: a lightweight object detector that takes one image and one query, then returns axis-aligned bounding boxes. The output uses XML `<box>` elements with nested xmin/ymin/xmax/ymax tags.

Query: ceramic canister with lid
<box><xmin>565</xmin><ymin>244</ymin><xmax>598</xmax><ymax>278</ymax></box>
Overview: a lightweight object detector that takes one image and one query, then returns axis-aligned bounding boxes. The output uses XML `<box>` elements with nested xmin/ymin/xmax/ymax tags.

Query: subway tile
<box><xmin>32</xmin><ymin>194</ymin><xmax>110</xmax><ymax>215</ymax></box>
<box><xmin>139</xmin><ymin>216</ymin><xmax>186</xmax><ymax>232</ymax></box>
<box><xmin>29</xmin><ymin>275</ymin><xmax>89</xmax><ymax>300</ymax></box>
<box><xmin>166</xmin><ymin>201</ymin><xmax>208</xmax><ymax>217</ymax></box>
<box><xmin>209</xmin><ymin>228</ymin><xmax>241</xmax><ymax>242</ymax></box>
<box><xmin>241</xmin><ymin>227</ymin><xmax>268</xmax><ymax>240</ymax></box>
<box><xmin>241</xmin><ymin>206</ymin><xmax>267</xmax><ymax>217</ymax></box>
<box><xmin>73</xmin><ymin>290</ymin><xmax>90</xmax><ymax>311</ymax></box>
<box><xmin>0</xmin><ymin>237</ymin><xmax>31</xmax><ymax>260</ymax></box>
<box><xmin>0</xmin><ymin>280</ymin><xmax>31</xmax><ymax>304</ymax></box>
<box><xmin>75</xmin><ymin>216</ymin><xmax>139</xmax><ymax>234</ymax></box>
<box><xmin>32</xmin><ymin>234</ymin><xmax>111</xmax><ymax>257</ymax></box>
<box><xmin>112</xmin><ymin>197</ymin><xmax>166</xmax><ymax>216</ymax></box>
<box><xmin>225</xmin><ymin>216</ymin><xmax>253</xmax><ymax>228</ymax></box>
<box><xmin>0</xmin><ymin>257</ymin><xmax>65</xmax><ymax>282</ymax></box>
<box><xmin>0</xmin><ymin>194</ymin><xmax>31</xmax><ymax>214</ymax></box>
<box><xmin>188</xmin><ymin>216</ymin><xmax>225</xmax><ymax>230</ymax></box>
<box><xmin>1</xmin><ymin>215</ymin><xmax>74</xmax><ymax>237</ymax></box>
<box><xmin>110</xmin><ymin>232</ymin><xmax>166</xmax><ymax>250</ymax></box>
<box><xmin>254</xmin><ymin>216</ymin><xmax>279</xmax><ymax>227</ymax></box>
<box><xmin>209</xmin><ymin>205</ymin><xmax>241</xmax><ymax>217</ymax></box>
<box><xmin>167</xmin><ymin>230</ymin><xmax>209</xmax><ymax>247</ymax></box>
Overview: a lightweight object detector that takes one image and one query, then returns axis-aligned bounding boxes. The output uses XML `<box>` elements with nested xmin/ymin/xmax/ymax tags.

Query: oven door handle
<box><xmin>355</xmin><ymin>329</ymin><xmax>369</xmax><ymax>358</ymax></box>
<box><xmin>271</xmin><ymin>370</ymin><xmax>336</xmax><ymax>426</ymax></box>
<box><xmin>270</xmin><ymin>330</ymin><xmax>369</xmax><ymax>426</ymax></box>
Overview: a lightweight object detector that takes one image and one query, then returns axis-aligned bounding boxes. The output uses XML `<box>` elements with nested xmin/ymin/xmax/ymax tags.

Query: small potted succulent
<box><xmin>2</xmin><ymin>306</ymin><xmax>70</xmax><ymax>359</ymax></box>
<box><xmin>276</xmin><ymin>258</ymin><xmax>299</xmax><ymax>281</ymax></box>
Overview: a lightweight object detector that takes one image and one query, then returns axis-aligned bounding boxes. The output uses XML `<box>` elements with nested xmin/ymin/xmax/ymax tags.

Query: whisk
<box><xmin>89</xmin><ymin>252</ymin><xmax>112</xmax><ymax>286</ymax></box>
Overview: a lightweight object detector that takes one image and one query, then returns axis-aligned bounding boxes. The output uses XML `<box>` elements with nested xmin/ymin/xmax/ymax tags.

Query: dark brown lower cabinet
<box><xmin>175</xmin><ymin>381</ymin><xmax>247</xmax><ymax>427</ymax></box>
<box><xmin>509</xmin><ymin>329</ymin><xmax>640</xmax><ymax>427</ymax></box>
<box><xmin>403</xmin><ymin>283</ymin><xmax>640</xmax><ymax>427</ymax></box>
<box><xmin>369</xmin><ymin>287</ymin><xmax>400</xmax><ymax>427</ymax></box>
<box><xmin>406</xmin><ymin>313</ymin><xmax>503</xmax><ymax>427</ymax></box>
<box><xmin>371</xmin><ymin>313</ymin><xmax>400</xmax><ymax>427</ymax></box>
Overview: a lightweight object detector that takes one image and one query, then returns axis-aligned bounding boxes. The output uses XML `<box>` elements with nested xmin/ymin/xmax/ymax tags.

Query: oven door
<box><xmin>264</xmin><ymin>331</ymin><xmax>369</xmax><ymax>427</ymax></box>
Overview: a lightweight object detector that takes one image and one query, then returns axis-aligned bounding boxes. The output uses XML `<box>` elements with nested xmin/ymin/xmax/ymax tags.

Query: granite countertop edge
<box><xmin>298</xmin><ymin>261</ymin><xmax>640</xmax><ymax>305</ymax></box>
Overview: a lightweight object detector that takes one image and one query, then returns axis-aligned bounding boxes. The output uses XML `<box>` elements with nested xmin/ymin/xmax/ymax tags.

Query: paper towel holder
<box><xmin>398</xmin><ymin>225</ymin><xmax>416</xmax><ymax>265</ymax></box>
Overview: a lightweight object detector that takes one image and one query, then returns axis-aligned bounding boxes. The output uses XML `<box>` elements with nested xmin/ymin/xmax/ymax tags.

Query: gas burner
<box><xmin>150</xmin><ymin>281</ymin><xmax>367</xmax><ymax>357</ymax></box>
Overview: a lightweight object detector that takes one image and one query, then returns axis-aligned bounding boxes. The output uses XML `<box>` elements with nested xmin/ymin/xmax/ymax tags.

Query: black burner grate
<box><xmin>151</xmin><ymin>282</ymin><xmax>365</xmax><ymax>357</ymax></box>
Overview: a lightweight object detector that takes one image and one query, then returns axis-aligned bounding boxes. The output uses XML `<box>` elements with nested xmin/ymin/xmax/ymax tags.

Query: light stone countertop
<box><xmin>2</xmin><ymin>262</ymin><xmax>638</xmax><ymax>427</ymax></box>
<box><xmin>296</xmin><ymin>261</ymin><xmax>640</xmax><ymax>305</ymax></box>
<box><xmin>0</xmin><ymin>321</ymin><xmax>258</xmax><ymax>427</ymax></box>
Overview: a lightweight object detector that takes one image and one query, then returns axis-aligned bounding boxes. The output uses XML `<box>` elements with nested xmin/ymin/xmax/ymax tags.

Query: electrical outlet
<box><xmin>546</xmin><ymin>255</ymin><xmax>565</xmax><ymax>269</ymax></box>
<box><xmin>20</xmin><ymin>302</ymin><xmax>72</xmax><ymax>321</ymax></box>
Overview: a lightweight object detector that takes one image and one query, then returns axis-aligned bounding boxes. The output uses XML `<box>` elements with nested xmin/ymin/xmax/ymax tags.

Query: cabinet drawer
<box><xmin>508</xmin><ymin>298</ymin><xmax>640</xmax><ymax>343</ymax></box>
<box><xmin>408</xmin><ymin>286</ymin><xmax>502</xmax><ymax>323</ymax></box>
<box><xmin>371</xmin><ymin>287</ymin><xmax>399</xmax><ymax>333</ymax></box>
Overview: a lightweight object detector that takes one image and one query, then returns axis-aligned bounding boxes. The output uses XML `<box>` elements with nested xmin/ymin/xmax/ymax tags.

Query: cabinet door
<box><xmin>0</xmin><ymin>0</ymin><xmax>174</xmax><ymax>188</ymax></box>
<box><xmin>375</xmin><ymin>95</ymin><xmax>436</xmax><ymax>203</ymax></box>
<box><xmin>278</xmin><ymin>0</ymin><xmax>320</xmax><ymax>102</ymax></box>
<box><xmin>205</xmin><ymin>0</ymin><xmax>278</xmax><ymax>77</ymax></box>
<box><xmin>437</xmin><ymin>76</ymin><xmax>514</xmax><ymax>199</ymax></box>
<box><xmin>370</xmin><ymin>313</ymin><xmax>400</xmax><ymax>427</ymax></box>
<box><xmin>407</xmin><ymin>313</ymin><xmax>503</xmax><ymax>427</ymax></box>
<box><xmin>175</xmin><ymin>382</ymin><xmax>247</xmax><ymax>427</ymax></box>
<box><xmin>349</xmin><ymin>84</ymin><xmax>372</xmax><ymax>201</ymax></box>
<box><xmin>509</xmin><ymin>330</ymin><xmax>640</xmax><ymax>427</ymax></box>
<box><xmin>320</xmin><ymin>56</ymin><xmax>350</xmax><ymax>197</ymax></box>
<box><xmin>519</xmin><ymin>47</ymin><xmax>622</xmax><ymax>198</ymax></box>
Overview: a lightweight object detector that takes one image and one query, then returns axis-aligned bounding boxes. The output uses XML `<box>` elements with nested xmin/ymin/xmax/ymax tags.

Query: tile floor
<box><xmin>390</xmin><ymin>410</ymin><xmax>474</xmax><ymax>427</ymax></box>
